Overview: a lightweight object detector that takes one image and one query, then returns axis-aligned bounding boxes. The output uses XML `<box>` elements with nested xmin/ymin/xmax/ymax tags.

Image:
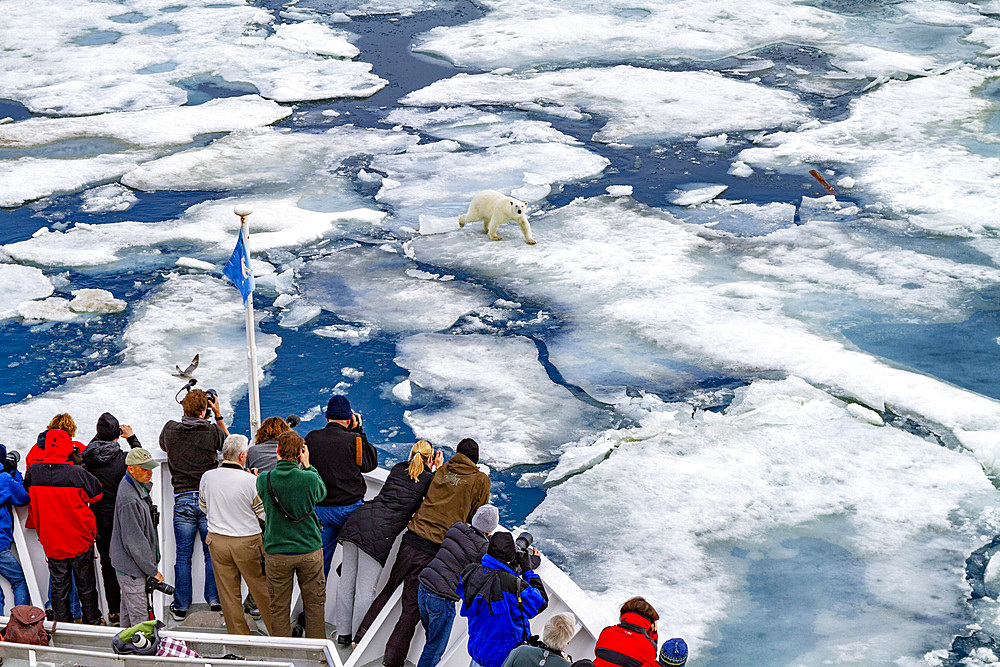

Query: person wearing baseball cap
<box><xmin>110</xmin><ymin>448</ymin><xmax>164</xmax><ymax>628</ymax></box>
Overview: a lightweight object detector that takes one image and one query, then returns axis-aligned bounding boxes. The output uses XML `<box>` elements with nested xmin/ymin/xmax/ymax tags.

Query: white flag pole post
<box><xmin>234</xmin><ymin>205</ymin><xmax>262</xmax><ymax>441</ymax></box>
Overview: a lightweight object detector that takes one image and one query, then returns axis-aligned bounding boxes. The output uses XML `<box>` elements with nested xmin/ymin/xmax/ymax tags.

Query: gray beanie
<box><xmin>471</xmin><ymin>504</ymin><xmax>499</xmax><ymax>534</ymax></box>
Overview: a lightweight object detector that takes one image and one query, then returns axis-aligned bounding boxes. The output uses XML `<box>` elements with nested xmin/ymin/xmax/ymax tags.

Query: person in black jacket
<box><xmin>81</xmin><ymin>412</ymin><xmax>141</xmax><ymax>626</ymax></box>
<box><xmin>415</xmin><ymin>504</ymin><xmax>497</xmax><ymax>667</ymax></box>
<box><xmin>159</xmin><ymin>388</ymin><xmax>228</xmax><ymax>619</ymax></box>
<box><xmin>303</xmin><ymin>395</ymin><xmax>378</xmax><ymax>577</ymax></box>
<box><xmin>333</xmin><ymin>440</ymin><xmax>441</xmax><ymax>645</ymax></box>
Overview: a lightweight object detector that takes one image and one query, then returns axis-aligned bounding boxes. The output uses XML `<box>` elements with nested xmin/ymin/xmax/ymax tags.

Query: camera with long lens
<box><xmin>514</xmin><ymin>532</ymin><xmax>535</xmax><ymax>574</ymax></box>
<box><xmin>205</xmin><ymin>388</ymin><xmax>218</xmax><ymax>409</ymax></box>
<box><xmin>146</xmin><ymin>577</ymin><xmax>174</xmax><ymax>597</ymax></box>
<box><xmin>2</xmin><ymin>450</ymin><xmax>20</xmax><ymax>475</ymax></box>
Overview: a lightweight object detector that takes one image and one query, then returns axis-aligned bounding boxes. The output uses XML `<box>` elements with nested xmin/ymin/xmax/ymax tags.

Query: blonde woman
<box><xmin>334</xmin><ymin>441</ymin><xmax>441</xmax><ymax>645</ymax></box>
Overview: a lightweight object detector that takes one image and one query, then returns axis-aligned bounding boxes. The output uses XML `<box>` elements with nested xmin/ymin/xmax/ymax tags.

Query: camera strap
<box><xmin>265</xmin><ymin>472</ymin><xmax>313</xmax><ymax>523</ymax></box>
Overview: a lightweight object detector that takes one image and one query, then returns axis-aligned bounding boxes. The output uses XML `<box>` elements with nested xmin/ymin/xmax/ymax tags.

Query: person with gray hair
<box><xmin>501</xmin><ymin>613</ymin><xmax>577</xmax><ymax>667</ymax></box>
<box><xmin>198</xmin><ymin>434</ymin><xmax>271</xmax><ymax>635</ymax></box>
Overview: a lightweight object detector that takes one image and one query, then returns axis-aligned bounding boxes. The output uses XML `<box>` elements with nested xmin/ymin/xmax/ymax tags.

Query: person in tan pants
<box><xmin>199</xmin><ymin>434</ymin><xmax>272</xmax><ymax>634</ymax></box>
<box><xmin>257</xmin><ymin>431</ymin><xmax>328</xmax><ymax>638</ymax></box>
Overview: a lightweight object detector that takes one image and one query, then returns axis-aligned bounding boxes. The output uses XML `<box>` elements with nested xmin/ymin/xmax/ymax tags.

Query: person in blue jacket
<box><xmin>0</xmin><ymin>443</ymin><xmax>31</xmax><ymax>615</ymax></box>
<box><xmin>458</xmin><ymin>532</ymin><xmax>548</xmax><ymax>667</ymax></box>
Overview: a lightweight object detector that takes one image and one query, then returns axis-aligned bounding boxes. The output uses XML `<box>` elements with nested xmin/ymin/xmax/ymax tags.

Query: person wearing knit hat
<box><xmin>83</xmin><ymin>412</ymin><xmax>142</xmax><ymax>626</ymax></box>
<box><xmin>658</xmin><ymin>638</ymin><xmax>687</xmax><ymax>666</ymax></box>
<box><xmin>415</xmin><ymin>504</ymin><xmax>498</xmax><ymax>667</ymax></box>
<box><xmin>303</xmin><ymin>394</ymin><xmax>378</xmax><ymax>578</ymax></box>
<box><xmin>459</xmin><ymin>530</ymin><xmax>548</xmax><ymax>667</ymax></box>
<box><xmin>455</xmin><ymin>438</ymin><xmax>479</xmax><ymax>464</ymax></box>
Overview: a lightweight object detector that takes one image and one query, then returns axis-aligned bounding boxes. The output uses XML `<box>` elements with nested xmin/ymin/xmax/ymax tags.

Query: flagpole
<box><xmin>234</xmin><ymin>205</ymin><xmax>262</xmax><ymax>441</ymax></box>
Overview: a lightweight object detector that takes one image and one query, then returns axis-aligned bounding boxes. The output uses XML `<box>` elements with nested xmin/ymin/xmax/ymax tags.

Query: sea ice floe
<box><xmin>0</xmin><ymin>0</ymin><xmax>385</xmax><ymax>114</ymax></box>
<box><xmin>314</xmin><ymin>323</ymin><xmax>374</xmax><ymax>345</ymax></box>
<box><xmin>0</xmin><ymin>274</ymin><xmax>280</xmax><ymax>447</ymax></box>
<box><xmin>696</xmin><ymin>134</ymin><xmax>728</xmax><ymax>151</ymax></box>
<box><xmin>68</xmin><ymin>289</ymin><xmax>126</xmax><ymax>314</ymax></box>
<box><xmin>0</xmin><ymin>96</ymin><xmax>290</xmax><ymax>149</ymax></box>
<box><xmin>176</xmin><ymin>257</ymin><xmax>216</xmax><ymax>272</ymax></box>
<box><xmin>670</xmin><ymin>185</ymin><xmax>728</xmax><ymax>207</ymax></box>
<box><xmin>409</xmin><ymin>196</ymin><xmax>1000</xmax><ymax>474</ymax></box>
<box><xmin>677</xmin><ymin>201</ymin><xmax>795</xmax><ymax>236</ymax></box>
<box><xmin>402</xmin><ymin>67</ymin><xmax>808</xmax><ymax>144</ymax></box>
<box><xmin>412</xmin><ymin>0</ymin><xmax>842</xmax><ymax>69</ymax></box>
<box><xmin>370</xmin><ymin>142</ymin><xmax>608</xmax><ymax>222</ymax></box>
<box><xmin>17</xmin><ymin>297</ymin><xmax>78</xmax><ymax>323</ymax></box>
<box><xmin>80</xmin><ymin>184</ymin><xmax>138</xmax><ymax>213</ymax></box>
<box><xmin>527</xmin><ymin>377</ymin><xmax>998</xmax><ymax>661</ymax></box>
<box><xmin>264</xmin><ymin>21</ymin><xmax>359</xmax><ymax>58</ymax></box>
<box><xmin>3</xmin><ymin>197</ymin><xmax>386</xmax><ymax>269</ymax></box>
<box><xmin>0</xmin><ymin>151</ymin><xmax>155</xmax><ymax>209</ymax></box>
<box><xmin>298</xmin><ymin>245</ymin><xmax>493</xmax><ymax>333</ymax></box>
<box><xmin>395</xmin><ymin>333</ymin><xmax>608</xmax><ymax>468</ymax></box>
<box><xmin>739</xmin><ymin>68</ymin><xmax>1000</xmax><ymax>235</ymax></box>
<box><xmin>2</xmin><ymin>197</ymin><xmax>385</xmax><ymax>267</ymax></box>
<box><xmin>0</xmin><ymin>265</ymin><xmax>54</xmax><ymax>319</ymax></box>
<box><xmin>384</xmin><ymin>107</ymin><xmax>581</xmax><ymax>148</ymax></box>
<box><xmin>122</xmin><ymin>126</ymin><xmax>417</xmax><ymax>192</ymax></box>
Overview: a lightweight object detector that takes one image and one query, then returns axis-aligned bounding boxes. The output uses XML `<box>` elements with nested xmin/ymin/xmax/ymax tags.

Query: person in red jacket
<box><xmin>594</xmin><ymin>597</ymin><xmax>660</xmax><ymax>667</ymax></box>
<box><xmin>26</xmin><ymin>413</ymin><xmax>81</xmax><ymax>470</ymax></box>
<box><xmin>24</xmin><ymin>429</ymin><xmax>105</xmax><ymax>625</ymax></box>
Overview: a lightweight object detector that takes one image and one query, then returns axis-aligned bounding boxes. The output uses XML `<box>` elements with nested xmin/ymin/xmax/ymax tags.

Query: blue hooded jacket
<box><xmin>0</xmin><ymin>445</ymin><xmax>29</xmax><ymax>553</ymax></box>
<box><xmin>458</xmin><ymin>553</ymin><xmax>548</xmax><ymax>667</ymax></box>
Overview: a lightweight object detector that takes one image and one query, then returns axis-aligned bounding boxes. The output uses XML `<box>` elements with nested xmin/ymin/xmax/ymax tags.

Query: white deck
<box><xmin>4</xmin><ymin>455</ymin><xmax>609</xmax><ymax>666</ymax></box>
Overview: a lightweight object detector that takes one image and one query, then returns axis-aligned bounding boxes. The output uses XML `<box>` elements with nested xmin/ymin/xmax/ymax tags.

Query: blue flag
<box><xmin>223</xmin><ymin>231</ymin><xmax>255</xmax><ymax>304</ymax></box>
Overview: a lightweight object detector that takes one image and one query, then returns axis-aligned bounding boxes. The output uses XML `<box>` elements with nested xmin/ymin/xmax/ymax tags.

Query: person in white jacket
<box><xmin>199</xmin><ymin>434</ymin><xmax>271</xmax><ymax>635</ymax></box>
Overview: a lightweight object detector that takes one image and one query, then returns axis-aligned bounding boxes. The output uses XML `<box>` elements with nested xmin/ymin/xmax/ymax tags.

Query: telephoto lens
<box><xmin>515</xmin><ymin>532</ymin><xmax>533</xmax><ymax>552</ymax></box>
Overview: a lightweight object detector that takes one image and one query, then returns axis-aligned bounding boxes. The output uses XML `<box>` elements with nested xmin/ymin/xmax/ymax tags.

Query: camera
<box><xmin>514</xmin><ymin>532</ymin><xmax>536</xmax><ymax>574</ymax></box>
<box><xmin>205</xmin><ymin>388</ymin><xmax>218</xmax><ymax>405</ymax></box>
<box><xmin>146</xmin><ymin>577</ymin><xmax>174</xmax><ymax>597</ymax></box>
<box><xmin>2</xmin><ymin>450</ymin><xmax>20</xmax><ymax>475</ymax></box>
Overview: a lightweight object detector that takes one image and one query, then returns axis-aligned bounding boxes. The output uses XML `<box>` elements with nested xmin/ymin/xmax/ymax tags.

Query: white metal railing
<box><xmin>9</xmin><ymin>455</ymin><xmax>608</xmax><ymax>667</ymax></box>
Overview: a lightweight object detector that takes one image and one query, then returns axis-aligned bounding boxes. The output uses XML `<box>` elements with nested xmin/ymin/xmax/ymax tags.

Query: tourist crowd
<box><xmin>0</xmin><ymin>389</ymin><xmax>689</xmax><ymax>666</ymax></box>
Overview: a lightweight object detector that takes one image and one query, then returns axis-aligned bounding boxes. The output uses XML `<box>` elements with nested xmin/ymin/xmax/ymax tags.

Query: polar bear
<box><xmin>458</xmin><ymin>190</ymin><xmax>535</xmax><ymax>245</ymax></box>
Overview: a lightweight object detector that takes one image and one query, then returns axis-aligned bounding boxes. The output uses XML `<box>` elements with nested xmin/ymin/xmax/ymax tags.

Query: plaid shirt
<box><xmin>157</xmin><ymin>637</ymin><xmax>200</xmax><ymax>658</ymax></box>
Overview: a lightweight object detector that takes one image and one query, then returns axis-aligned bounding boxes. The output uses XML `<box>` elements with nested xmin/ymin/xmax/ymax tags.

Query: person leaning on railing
<box><xmin>257</xmin><ymin>431</ymin><xmax>327</xmax><ymax>639</ymax></box>
<box><xmin>159</xmin><ymin>389</ymin><xmax>228</xmax><ymax>620</ymax></box>
<box><xmin>110</xmin><ymin>448</ymin><xmax>164</xmax><ymax>628</ymax></box>
<box><xmin>199</xmin><ymin>434</ymin><xmax>272</xmax><ymax>636</ymax></box>
<box><xmin>0</xmin><ymin>442</ymin><xmax>30</xmax><ymax>616</ymax></box>
<box><xmin>24</xmin><ymin>429</ymin><xmax>105</xmax><ymax>626</ymax></box>
<box><xmin>82</xmin><ymin>412</ymin><xmax>142</xmax><ymax>626</ymax></box>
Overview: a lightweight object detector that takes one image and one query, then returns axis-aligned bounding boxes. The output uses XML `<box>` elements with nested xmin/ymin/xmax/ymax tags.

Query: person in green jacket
<box><xmin>257</xmin><ymin>431</ymin><xmax>327</xmax><ymax>638</ymax></box>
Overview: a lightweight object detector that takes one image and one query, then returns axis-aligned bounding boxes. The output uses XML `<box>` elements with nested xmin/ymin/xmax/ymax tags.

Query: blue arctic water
<box><xmin>2</xmin><ymin>2</ymin><xmax>1000</xmax><ymax>662</ymax></box>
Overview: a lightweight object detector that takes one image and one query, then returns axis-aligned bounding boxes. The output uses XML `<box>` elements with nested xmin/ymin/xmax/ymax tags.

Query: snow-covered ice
<box><xmin>0</xmin><ymin>96</ymin><xmax>290</xmax><ymax>148</ymax></box>
<box><xmin>395</xmin><ymin>333</ymin><xmax>608</xmax><ymax>467</ymax></box>
<box><xmin>0</xmin><ymin>0</ymin><xmax>385</xmax><ymax>115</ymax></box>
<box><xmin>0</xmin><ymin>265</ymin><xmax>54</xmax><ymax>319</ymax></box>
<box><xmin>527</xmin><ymin>377</ymin><xmax>998</xmax><ymax>661</ymax></box>
<box><xmin>403</xmin><ymin>67</ymin><xmax>808</xmax><ymax>143</ymax></box>
<box><xmin>0</xmin><ymin>274</ymin><xmax>280</xmax><ymax>448</ymax></box>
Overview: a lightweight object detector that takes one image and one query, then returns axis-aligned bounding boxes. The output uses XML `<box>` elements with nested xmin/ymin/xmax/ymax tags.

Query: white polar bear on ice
<box><xmin>458</xmin><ymin>190</ymin><xmax>535</xmax><ymax>245</ymax></box>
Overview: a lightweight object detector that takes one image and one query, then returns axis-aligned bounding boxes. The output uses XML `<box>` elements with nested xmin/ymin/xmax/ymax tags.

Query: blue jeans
<box><xmin>417</xmin><ymin>584</ymin><xmax>457</xmax><ymax>667</ymax></box>
<box><xmin>172</xmin><ymin>492</ymin><xmax>218</xmax><ymax>610</ymax></box>
<box><xmin>315</xmin><ymin>500</ymin><xmax>364</xmax><ymax>577</ymax></box>
<box><xmin>0</xmin><ymin>548</ymin><xmax>29</xmax><ymax>616</ymax></box>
